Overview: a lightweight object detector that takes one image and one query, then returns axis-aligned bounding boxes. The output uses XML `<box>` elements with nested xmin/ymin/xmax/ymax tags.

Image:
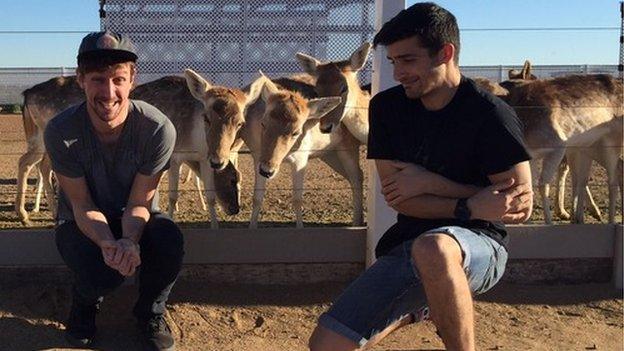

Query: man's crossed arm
<box><xmin>375</xmin><ymin>160</ymin><xmax>533</xmax><ymax>223</ymax></box>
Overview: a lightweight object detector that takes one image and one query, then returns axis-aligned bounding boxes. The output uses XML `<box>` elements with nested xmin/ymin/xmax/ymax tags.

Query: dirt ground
<box><xmin>0</xmin><ymin>113</ymin><xmax>623</xmax><ymax>350</ymax></box>
<box><xmin>0</xmin><ymin>280</ymin><xmax>622</xmax><ymax>351</ymax></box>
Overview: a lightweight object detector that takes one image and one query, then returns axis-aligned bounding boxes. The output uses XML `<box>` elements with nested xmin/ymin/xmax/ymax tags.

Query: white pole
<box><xmin>367</xmin><ymin>0</ymin><xmax>405</xmax><ymax>266</ymax></box>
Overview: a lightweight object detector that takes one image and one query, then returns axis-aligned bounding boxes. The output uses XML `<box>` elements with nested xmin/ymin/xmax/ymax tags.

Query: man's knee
<box><xmin>142</xmin><ymin>215</ymin><xmax>184</xmax><ymax>257</ymax></box>
<box><xmin>309</xmin><ymin>324</ymin><xmax>358</xmax><ymax>351</ymax></box>
<box><xmin>411</xmin><ymin>234</ymin><xmax>463</xmax><ymax>277</ymax></box>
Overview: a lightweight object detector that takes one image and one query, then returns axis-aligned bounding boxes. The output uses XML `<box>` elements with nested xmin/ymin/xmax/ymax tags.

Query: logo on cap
<box><xmin>97</xmin><ymin>33</ymin><xmax>119</xmax><ymax>50</ymax></box>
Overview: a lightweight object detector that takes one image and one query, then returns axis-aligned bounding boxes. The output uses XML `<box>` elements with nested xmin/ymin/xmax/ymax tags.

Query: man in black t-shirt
<box><xmin>309</xmin><ymin>3</ymin><xmax>533</xmax><ymax>351</ymax></box>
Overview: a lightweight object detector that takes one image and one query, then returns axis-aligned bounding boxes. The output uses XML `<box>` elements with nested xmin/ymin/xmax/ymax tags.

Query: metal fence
<box><xmin>102</xmin><ymin>0</ymin><xmax>376</xmax><ymax>88</ymax></box>
<box><xmin>0</xmin><ymin>64</ymin><xmax>620</xmax><ymax>105</ymax></box>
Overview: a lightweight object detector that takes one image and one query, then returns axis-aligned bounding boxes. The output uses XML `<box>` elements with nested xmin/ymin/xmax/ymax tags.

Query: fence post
<box><xmin>613</xmin><ymin>225</ymin><xmax>623</xmax><ymax>290</ymax></box>
<box><xmin>367</xmin><ymin>0</ymin><xmax>405</xmax><ymax>266</ymax></box>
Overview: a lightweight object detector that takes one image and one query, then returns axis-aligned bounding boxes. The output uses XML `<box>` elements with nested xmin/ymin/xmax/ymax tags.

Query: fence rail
<box><xmin>1</xmin><ymin>64</ymin><xmax>619</xmax><ymax>105</ymax></box>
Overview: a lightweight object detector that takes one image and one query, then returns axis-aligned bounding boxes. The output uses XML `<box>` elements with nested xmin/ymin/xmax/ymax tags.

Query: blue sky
<box><xmin>0</xmin><ymin>0</ymin><xmax>620</xmax><ymax>67</ymax></box>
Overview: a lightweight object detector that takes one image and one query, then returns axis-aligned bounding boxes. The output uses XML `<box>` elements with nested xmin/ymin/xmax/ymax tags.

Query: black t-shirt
<box><xmin>367</xmin><ymin>76</ymin><xmax>531</xmax><ymax>257</ymax></box>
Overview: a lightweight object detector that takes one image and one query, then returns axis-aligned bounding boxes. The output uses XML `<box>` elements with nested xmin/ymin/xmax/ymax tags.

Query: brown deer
<box><xmin>16</xmin><ymin>76</ymin><xmax>83</xmax><ymax>225</ymax></box>
<box><xmin>16</xmin><ymin>75</ymin><xmax>244</xmax><ymax>227</ymax></box>
<box><xmin>564</xmin><ymin>115</ymin><xmax>623</xmax><ymax>223</ymax></box>
<box><xmin>474</xmin><ymin>71</ymin><xmax>611</xmax><ymax>223</ymax></box>
<box><xmin>184</xmin><ymin>70</ymin><xmax>365</xmax><ymax>228</ymax></box>
<box><xmin>246</xmin><ymin>75</ymin><xmax>363</xmax><ymax>228</ymax></box>
<box><xmin>295</xmin><ymin>42</ymin><xmax>371</xmax><ymax>144</ymax></box>
<box><xmin>504</xmin><ymin>73</ymin><xmax>623</xmax><ymax>223</ymax></box>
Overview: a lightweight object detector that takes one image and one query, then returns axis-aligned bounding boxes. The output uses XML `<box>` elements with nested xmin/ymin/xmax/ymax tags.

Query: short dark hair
<box><xmin>373</xmin><ymin>2</ymin><xmax>460</xmax><ymax>64</ymax></box>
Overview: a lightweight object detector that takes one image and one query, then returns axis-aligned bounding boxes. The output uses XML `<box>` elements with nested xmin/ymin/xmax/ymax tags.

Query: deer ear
<box><xmin>521</xmin><ymin>60</ymin><xmax>532</xmax><ymax>80</ymax></box>
<box><xmin>260</xmin><ymin>77</ymin><xmax>280</xmax><ymax>103</ymax></box>
<box><xmin>246</xmin><ymin>73</ymin><xmax>267</xmax><ymax>106</ymax></box>
<box><xmin>349</xmin><ymin>42</ymin><xmax>371</xmax><ymax>71</ymax></box>
<box><xmin>184</xmin><ymin>69</ymin><xmax>212</xmax><ymax>100</ymax></box>
<box><xmin>307</xmin><ymin>97</ymin><xmax>341</xmax><ymax>120</ymax></box>
<box><xmin>296</xmin><ymin>52</ymin><xmax>321</xmax><ymax>76</ymax></box>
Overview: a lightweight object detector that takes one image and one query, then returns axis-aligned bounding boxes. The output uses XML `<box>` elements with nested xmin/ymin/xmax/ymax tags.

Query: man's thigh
<box><xmin>317</xmin><ymin>241</ymin><xmax>428</xmax><ymax>346</ymax></box>
<box><xmin>139</xmin><ymin>213</ymin><xmax>184</xmax><ymax>258</ymax></box>
<box><xmin>419</xmin><ymin>226</ymin><xmax>508</xmax><ymax>294</ymax></box>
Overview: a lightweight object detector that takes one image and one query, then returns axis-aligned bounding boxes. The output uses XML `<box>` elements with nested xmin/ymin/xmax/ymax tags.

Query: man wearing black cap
<box><xmin>44</xmin><ymin>30</ymin><xmax>183</xmax><ymax>350</ymax></box>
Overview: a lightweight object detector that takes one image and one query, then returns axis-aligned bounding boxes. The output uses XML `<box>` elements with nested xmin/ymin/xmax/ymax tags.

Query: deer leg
<box><xmin>199</xmin><ymin>161</ymin><xmax>219</xmax><ymax>229</ymax></box>
<box><xmin>15</xmin><ymin>150</ymin><xmax>43</xmax><ymax>226</ymax></box>
<box><xmin>167</xmin><ymin>159</ymin><xmax>181</xmax><ymax>219</ymax></box>
<box><xmin>603</xmin><ymin>151</ymin><xmax>622</xmax><ymax>224</ymax></box>
<box><xmin>250</xmin><ymin>159</ymin><xmax>267</xmax><ymax>229</ymax></box>
<box><xmin>290</xmin><ymin>158</ymin><xmax>308</xmax><ymax>229</ymax></box>
<box><xmin>39</xmin><ymin>154</ymin><xmax>57</xmax><ymax>219</ymax></box>
<box><xmin>554</xmin><ymin>160</ymin><xmax>570</xmax><ymax>220</ymax></box>
<box><xmin>539</xmin><ymin>150</ymin><xmax>565</xmax><ymax>224</ymax></box>
<box><xmin>568</xmin><ymin>151</ymin><xmax>593</xmax><ymax>224</ymax></box>
<box><xmin>335</xmin><ymin>148</ymin><xmax>364</xmax><ymax>226</ymax></box>
<box><xmin>32</xmin><ymin>166</ymin><xmax>43</xmax><ymax>213</ymax></box>
<box><xmin>194</xmin><ymin>173</ymin><xmax>207</xmax><ymax>211</ymax></box>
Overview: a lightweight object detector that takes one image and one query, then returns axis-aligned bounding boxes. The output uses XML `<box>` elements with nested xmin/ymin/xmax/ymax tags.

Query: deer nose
<box><xmin>210</xmin><ymin>160</ymin><xmax>225</xmax><ymax>169</ymax></box>
<box><xmin>259</xmin><ymin>167</ymin><xmax>274</xmax><ymax>179</ymax></box>
<box><xmin>227</xmin><ymin>205</ymin><xmax>240</xmax><ymax>215</ymax></box>
<box><xmin>320</xmin><ymin>123</ymin><xmax>334</xmax><ymax>134</ymax></box>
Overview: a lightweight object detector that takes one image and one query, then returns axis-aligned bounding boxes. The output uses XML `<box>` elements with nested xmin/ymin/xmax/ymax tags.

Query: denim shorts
<box><xmin>318</xmin><ymin>226</ymin><xmax>508</xmax><ymax>347</ymax></box>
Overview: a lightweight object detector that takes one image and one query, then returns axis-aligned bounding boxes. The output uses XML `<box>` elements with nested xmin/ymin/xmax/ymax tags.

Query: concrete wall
<box><xmin>0</xmin><ymin>225</ymin><xmax>620</xmax><ymax>286</ymax></box>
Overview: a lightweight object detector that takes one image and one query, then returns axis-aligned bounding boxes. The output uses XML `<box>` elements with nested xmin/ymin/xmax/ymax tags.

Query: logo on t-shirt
<box><xmin>63</xmin><ymin>139</ymin><xmax>78</xmax><ymax>148</ymax></box>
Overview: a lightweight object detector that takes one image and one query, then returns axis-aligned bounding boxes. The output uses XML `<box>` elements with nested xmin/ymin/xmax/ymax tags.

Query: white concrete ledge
<box><xmin>0</xmin><ymin>224</ymin><xmax>620</xmax><ymax>266</ymax></box>
<box><xmin>507</xmin><ymin>224</ymin><xmax>616</xmax><ymax>259</ymax></box>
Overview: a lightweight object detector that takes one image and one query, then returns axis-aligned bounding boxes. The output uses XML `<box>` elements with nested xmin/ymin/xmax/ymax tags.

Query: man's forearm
<box><xmin>121</xmin><ymin>205</ymin><xmax>151</xmax><ymax>243</ymax></box>
<box><xmin>427</xmin><ymin>173</ymin><xmax>481</xmax><ymax>198</ymax></box>
<box><xmin>392</xmin><ymin>194</ymin><xmax>458</xmax><ymax>219</ymax></box>
<box><xmin>73</xmin><ymin>207</ymin><xmax>116</xmax><ymax>246</ymax></box>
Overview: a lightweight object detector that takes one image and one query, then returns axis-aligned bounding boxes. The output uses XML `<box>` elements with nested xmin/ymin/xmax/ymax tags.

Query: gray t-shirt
<box><xmin>44</xmin><ymin>100</ymin><xmax>176</xmax><ymax>222</ymax></box>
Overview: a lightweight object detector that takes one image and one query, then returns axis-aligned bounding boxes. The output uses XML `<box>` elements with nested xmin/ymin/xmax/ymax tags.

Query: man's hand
<box><xmin>101</xmin><ymin>238</ymin><xmax>141</xmax><ymax>277</ymax></box>
<box><xmin>99</xmin><ymin>239</ymin><xmax>118</xmax><ymax>266</ymax></box>
<box><xmin>381</xmin><ymin>161</ymin><xmax>432</xmax><ymax>206</ymax></box>
<box><xmin>468</xmin><ymin>178</ymin><xmax>533</xmax><ymax>222</ymax></box>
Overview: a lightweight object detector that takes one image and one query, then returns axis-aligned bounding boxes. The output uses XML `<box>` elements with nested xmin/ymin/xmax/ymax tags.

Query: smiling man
<box><xmin>44</xmin><ymin>31</ymin><xmax>183</xmax><ymax>351</ymax></box>
<box><xmin>309</xmin><ymin>3</ymin><xmax>533</xmax><ymax>351</ymax></box>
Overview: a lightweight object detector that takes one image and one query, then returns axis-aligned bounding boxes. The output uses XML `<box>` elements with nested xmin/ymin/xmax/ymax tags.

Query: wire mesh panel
<box><xmin>461</xmin><ymin>64</ymin><xmax>620</xmax><ymax>82</ymax></box>
<box><xmin>101</xmin><ymin>0</ymin><xmax>375</xmax><ymax>86</ymax></box>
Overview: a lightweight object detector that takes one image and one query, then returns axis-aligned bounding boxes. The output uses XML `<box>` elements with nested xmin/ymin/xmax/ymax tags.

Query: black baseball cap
<box><xmin>77</xmin><ymin>30</ymin><xmax>138</xmax><ymax>64</ymax></box>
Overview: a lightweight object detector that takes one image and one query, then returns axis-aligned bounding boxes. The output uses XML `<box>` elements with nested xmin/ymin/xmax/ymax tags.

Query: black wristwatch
<box><xmin>454</xmin><ymin>198</ymin><xmax>471</xmax><ymax>221</ymax></box>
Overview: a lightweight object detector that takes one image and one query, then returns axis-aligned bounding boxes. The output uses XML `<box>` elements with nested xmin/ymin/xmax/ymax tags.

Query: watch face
<box><xmin>454</xmin><ymin>199</ymin><xmax>471</xmax><ymax>221</ymax></box>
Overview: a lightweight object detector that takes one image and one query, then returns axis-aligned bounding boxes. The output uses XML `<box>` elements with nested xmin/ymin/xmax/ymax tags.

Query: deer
<box><xmin>15</xmin><ymin>75</ymin><xmax>244</xmax><ymax>227</ymax></box>
<box><xmin>185</xmin><ymin>70</ymin><xmax>364</xmax><ymax>228</ymax></box>
<box><xmin>16</xmin><ymin>76</ymin><xmax>83</xmax><ymax>225</ymax></box>
<box><xmin>564</xmin><ymin>115</ymin><xmax>623</xmax><ymax>223</ymax></box>
<box><xmin>503</xmin><ymin>73</ymin><xmax>623</xmax><ymax>223</ymax></box>
<box><xmin>295</xmin><ymin>42</ymin><xmax>371</xmax><ymax>144</ymax></box>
